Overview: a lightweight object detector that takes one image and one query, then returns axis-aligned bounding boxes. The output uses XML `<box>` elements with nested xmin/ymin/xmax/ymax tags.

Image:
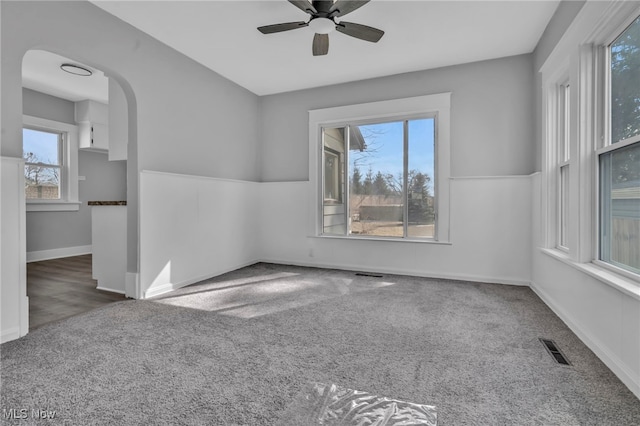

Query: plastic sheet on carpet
<box><xmin>278</xmin><ymin>382</ymin><xmax>437</xmax><ymax>425</ymax></box>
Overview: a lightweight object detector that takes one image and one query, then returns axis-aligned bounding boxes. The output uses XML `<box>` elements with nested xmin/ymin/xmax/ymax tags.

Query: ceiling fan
<box><xmin>258</xmin><ymin>0</ymin><xmax>384</xmax><ymax>56</ymax></box>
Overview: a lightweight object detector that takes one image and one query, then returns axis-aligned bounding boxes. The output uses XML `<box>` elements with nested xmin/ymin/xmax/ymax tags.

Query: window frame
<box><xmin>541</xmin><ymin>1</ymin><xmax>640</xmax><ymax>288</ymax></box>
<box><xmin>309</xmin><ymin>93</ymin><xmax>451</xmax><ymax>243</ymax></box>
<box><xmin>23</xmin><ymin>127</ymin><xmax>64</xmax><ymax>201</ymax></box>
<box><xmin>593</xmin><ymin>13</ymin><xmax>640</xmax><ymax>280</ymax></box>
<box><xmin>558</xmin><ymin>80</ymin><xmax>571</xmax><ymax>251</ymax></box>
<box><xmin>22</xmin><ymin>115</ymin><xmax>80</xmax><ymax>212</ymax></box>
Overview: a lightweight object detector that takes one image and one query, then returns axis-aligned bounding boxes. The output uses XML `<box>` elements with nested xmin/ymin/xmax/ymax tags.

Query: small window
<box><xmin>598</xmin><ymin>15</ymin><xmax>640</xmax><ymax>276</ymax></box>
<box><xmin>23</xmin><ymin>128</ymin><xmax>63</xmax><ymax>200</ymax></box>
<box><xmin>22</xmin><ymin>115</ymin><xmax>79</xmax><ymax>211</ymax></box>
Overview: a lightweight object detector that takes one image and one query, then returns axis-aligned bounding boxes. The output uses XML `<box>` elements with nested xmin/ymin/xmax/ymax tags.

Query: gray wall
<box><xmin>23</xmin><ymin>88</ymin><xmax>127</xmax><ymax>253</ymax></box>
<box><xmin>259</xmin><ymin>54</ymin><xmax>535</xmax><ymax>181</ymax></box>
<box><xmin>23</xmin><ymin>88</ymin><xmax>75</xmax><ymax>125</ymax></box>
<box><xmin>2</xmin><ymin>0</ymin><xmax>261</xmax><ymax>271</ymax></box>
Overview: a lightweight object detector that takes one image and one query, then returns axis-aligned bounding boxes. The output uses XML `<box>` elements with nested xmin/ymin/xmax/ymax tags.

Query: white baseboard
<box><xmin>530</xmin><ymin>281</ymin><xmax>640</xmax><ymax>400</ymax></box>
<box><xmin>142</xmin><ymin>260</ymin><xmax>258</xmax><ymax>299</ymax></box>
<box><xmin>1</xmin><ymin>327</ymin><xmax>22</xmax><ymax>344</ymax></box>
<box><xmin>126</xmin><ymin>272</ymin><xmax>139</xmax><ymax>299</ymax></box>
<box><xmin>258</xmin><ymin>257</ymin><xmax>531</xmax><ymax>287</ymax></box>
<box><xmin>27</xmin><ymin>245</ymin><xmax>92</xmax><ymax>263</ymax></box>
<box><xmin>96</xmin><ymin>286</ymin><xmax>126</xmax><ymax>295</ymax></box>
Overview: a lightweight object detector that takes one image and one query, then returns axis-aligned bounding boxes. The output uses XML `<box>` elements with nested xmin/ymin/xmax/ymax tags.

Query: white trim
<box><xmin>530</xmin><ymin>280</ymin><xmax>640</xmax><ymax>400</ymax></box>
<box><xmin>450</xmin><ymin>174</ymin><xmax>537</xmax><ymax>181</ymax></box>
<box><xmin>23</xmin><ymin>115</ymin><xmax>79</xmax><ymax>209</ymax></box>
<box><xmin>258</xmin><ymin>258</ymin><xmax>531</xmax><ymax>288</ymax></box>
<box><xmin>26</xmin><ymin>201</ymin><xmax>81</xmax><ymax>212</ymax></box>
<box><xmin>308</xmin><ymin>93</ymin><xmax>451</xmax><ymax>242</ymax></box>
<box><xmin>596</xmin><ymin>135</ymin><xmax>640</xmax><ymax>156</ymax></box>
<box><xmin>1</xmin><ymin>156</ymin><xmax>29</xmax><ymax>340</ymax></box>
<box><xmin>96</xmin><ymin>286</ymin><xmax>126</xmax><ymax>295</ymax></box>
<box><xmin>143</xmin><ymin>260</ymin><xmax>257</xmax><ymax>299</ymax></box>
<box><xmin>0</xmin><ymin>327</ymin><xmax>22</xmax><ymax>344</ymax></box>
<box><xmin>308</xmin><ymin>234</ymin><xmax>452</xmax><ymax>245</ymax></box>
<box><xmin>141</xmin><ymin>169</ymin><xmax>262</xmax><ymax>186</ymax></box>
<box><xmin>540</xmin><ymin>248</ymin><xmax>640</xmax><ymax>301</ymax></box>
<box><xmin>539</xmin><ymin>1</ymin><xmax>638</xmax><ymax>75</ymax></box>
<box><xmin>126</xmin><ymin>272</ymin><xmax>139</xmax><ymax>299</ymax></box>
<box><xmin>27</xmin><ymin>245</ymin><xmax>92</xmax><ymax>263</ymax></box>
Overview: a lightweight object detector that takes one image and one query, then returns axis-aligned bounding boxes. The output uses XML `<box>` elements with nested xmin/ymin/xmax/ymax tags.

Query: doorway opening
<box><xmin>22</xmin><ymin>50</ymin><xmax>130</xmax><ymax>329</ymax></box>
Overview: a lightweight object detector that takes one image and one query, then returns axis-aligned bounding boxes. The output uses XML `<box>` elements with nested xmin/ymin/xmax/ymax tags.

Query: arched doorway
<box><xmin>20</xmin><ymin>49</ymin><xmax>137</xmax><ymax>330</ymax></box>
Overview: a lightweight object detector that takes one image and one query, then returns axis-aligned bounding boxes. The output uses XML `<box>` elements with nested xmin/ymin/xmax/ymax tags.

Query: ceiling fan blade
<box><xmin>336</xmin><ymin>21</ymin><xmax>384</xmax><ymax>42</ymax></box>
<box><xmin>288</xmin><ymin>0</ymin><xmax>317</xmax><ymax>15</ymax></box>
<box><xmin>313</xmin><ymin>33</ymin><xmax>329</xmax><ymax>56</ymax></box>
<box><xmin>329</xmin><ymin>0</ymin><xmax>369</xmax><ymax>17</ymax></box>
<box><xmin>258</xmin><ymin>21</ymin><xmax>308</xmax><ymax>34</ymax></box>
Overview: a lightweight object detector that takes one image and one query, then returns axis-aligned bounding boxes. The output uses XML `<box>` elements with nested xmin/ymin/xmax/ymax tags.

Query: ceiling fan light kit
<box><xmin>258</xmin><ymin>0</ymin><xmax>384</xmax><ymax>56</ymax></box>
<box><xmin>308</xmin><ymin>17</ymin><xmax>335</xmax><ymax>34</ymax></box>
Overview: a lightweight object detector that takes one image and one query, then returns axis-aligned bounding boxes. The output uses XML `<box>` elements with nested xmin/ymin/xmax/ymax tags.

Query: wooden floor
<box><xmin>27</xmin><ymin>254</ymin><xmax>127</xmax><ymax>330</ymax></box>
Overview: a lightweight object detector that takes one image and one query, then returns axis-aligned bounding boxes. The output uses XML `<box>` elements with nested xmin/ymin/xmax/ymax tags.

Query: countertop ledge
<box><xmin>88</xmin><ymin>201</ymin><xmax>127</xmax><ymax>206</ymax></box>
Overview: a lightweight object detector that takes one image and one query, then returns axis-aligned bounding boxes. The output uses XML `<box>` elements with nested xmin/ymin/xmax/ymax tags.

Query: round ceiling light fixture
<box><xmin>308</xmin><ymin>17</ymin><xmax>336</xmax><ymax>34</ymax></box>
<box><xmin>60</xmin><ymin>63</ymin><xmax>93</xmax><ymax>77</ymax></box>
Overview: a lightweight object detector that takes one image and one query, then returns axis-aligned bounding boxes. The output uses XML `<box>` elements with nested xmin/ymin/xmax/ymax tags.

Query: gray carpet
<box><xmin>1</xmin><ymin>263</ymin><xmax>639</xmax><ymax>425</ymax></box>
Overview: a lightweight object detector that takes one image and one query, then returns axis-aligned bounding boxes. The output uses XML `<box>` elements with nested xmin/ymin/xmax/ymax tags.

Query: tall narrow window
<box><xmin>558</xmin><ymin>83</ymin><xmax>570</xmax><ymax>249</ymax></box>
<box><xmin>321</xmin><ymin>117</ymin><xmax>436</xmax><ymax>239</ymax></box>
<box><xmin>23</xmin><ymin>128</ymin><xmax>63</xmax><ymax>200</ymax></box>
<box><xmin>599</xmin><ymin>15</ymin><xmax>640</xmax><ymax>275</ymax></box>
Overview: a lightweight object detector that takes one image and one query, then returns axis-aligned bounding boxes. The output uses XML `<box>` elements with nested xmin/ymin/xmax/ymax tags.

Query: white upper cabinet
<box><xmin>75</xmin><ymin>100</ymin><xmax>109</xmax><ymax>152</ymax></box>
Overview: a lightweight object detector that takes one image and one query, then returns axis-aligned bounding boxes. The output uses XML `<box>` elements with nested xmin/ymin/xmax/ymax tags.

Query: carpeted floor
<box><xmin>1</xmin><ymin>263</ymin><xmax>639</xmax><ymax>425</ymax></box>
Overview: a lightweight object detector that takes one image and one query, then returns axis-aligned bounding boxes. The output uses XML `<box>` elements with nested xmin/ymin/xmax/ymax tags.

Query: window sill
<box><xmin>26</xmin><ymin>201</ymin><xmax>81</xmax><ymax>212</ymax></box>
<box><xmin>540</xmin><ymin>248</ymin><xmax>640</xmax><ymax>301</ymax></box>
<box><xmin>310</xmin><ymin>234</ymin><xmax>452</xmax><ymax>245</ymax></box>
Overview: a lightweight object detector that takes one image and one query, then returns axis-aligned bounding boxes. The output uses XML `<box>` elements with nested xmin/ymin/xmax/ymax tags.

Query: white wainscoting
<box><xmin>139</xmin><ymin>171</ymin><xmax>259</xmax><ymax>298</ymax></box>
<box><xmin>1</xmin><ymin>157</ymin><xmax>29</xmax><ymax>343</ymax></box>
<box><xmin>258</xmin><ymin>176</ymin><xmax>533</xmax><ymax>286</ymax></box>
<box><xmin>530</xmin><ymin>173</ymin><xmax>640</xmax><ymax>399</ymax></box>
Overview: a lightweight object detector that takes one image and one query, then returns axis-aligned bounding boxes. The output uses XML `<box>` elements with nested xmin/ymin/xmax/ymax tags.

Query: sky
<box><xmin>23</xmin><ymin>128</ymin><xmax>60</xmax><ymax>165</ymax></box>
<box><xmin>350</xmin><ymin>118</ymin><xmax>435</xmax><ymax>186</ymax></box>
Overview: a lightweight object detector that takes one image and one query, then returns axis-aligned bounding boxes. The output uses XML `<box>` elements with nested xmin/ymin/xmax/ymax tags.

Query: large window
<box><xmin>22</xmin><ymin>115</ymin><xmax>80</xmax><ymax>211</ymax></box>
<box><xmin>322</xmin><ymin>118</ymin><xmax>435</xmax><ymax>239</ymax></box>
<box><xmin>310</xmin><ymin>93</ymin><xmax>450</xmax><ymax>242</ymax></box>
<box><xmin>598</xmin><ymin>15</ymin><xmax>640</xmax><ymax>275</ymax></box>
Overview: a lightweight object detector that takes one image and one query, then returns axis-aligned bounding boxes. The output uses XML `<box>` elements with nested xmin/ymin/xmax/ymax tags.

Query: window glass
<box><xmin>322</xmin><ymin>118</ymin><xmax>436</xmax><ymax>239</ymax></box>
<box><xmin>407</xmin><ymin>119</ymin><xmax>436</xmax><ymax>238</ymax></box>
<box><xmin>558</xmin><ymin>83</ymin><xmax>570</xmax><ymax>249</ymax></box>
<box><xmin>598</xmin><ymin>14</ymin><xmax>640</xmax><ymax>276</ymax></box>
<box><xmin>599</xmin><ymin>142</ymin><xmax>640</xmax><ymax>274</ymax></box>
<box><xmin>350</xmin><ymin>121</ymin><xmax>404</xmax><ymax>237</ymax></box>
<box><xmin>23</xmin><ymin>128</ymin><xmax>62</xmax><ymax>200</ymax></box>
<box><xmin>559</xmin><ymin>164</ymin><xmax>570</xmax><ymax>248</ymax></box>
<box><xmin>610</xmin><ymin>15</ymin><xmax>640</xmax><ymax>144</ymax></box>
<box><xmin>322</xmin><ymin>127</ymin><xmax>346</xmax><ymax>235</ymax></box>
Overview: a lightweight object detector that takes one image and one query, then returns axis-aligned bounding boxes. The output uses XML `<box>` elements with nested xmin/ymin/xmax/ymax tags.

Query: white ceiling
<box><xmin>22</xmin><ymin>1</ymin><xmax>560</xmax><ymax>101</ymax></box>
<box><xmin>22</xmin><ymin>50</ymin><xmax>109</xmax><ymax>104</ymax></box>
<box><xmin>91</xmin><ymin>0</ymin><xmax>560</xmax><ymax>95</ymax></box>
